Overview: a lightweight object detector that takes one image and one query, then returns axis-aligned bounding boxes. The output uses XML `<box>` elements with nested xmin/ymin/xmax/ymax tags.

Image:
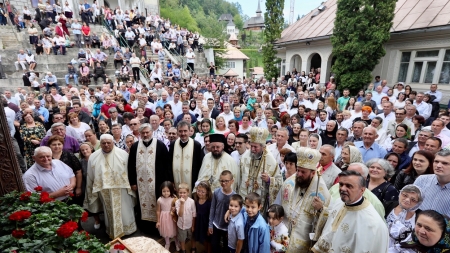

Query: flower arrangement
<box><xmin>0</xmin><ymin>187</ymin><xmax>107</xmax><ymax>253</ymax></box>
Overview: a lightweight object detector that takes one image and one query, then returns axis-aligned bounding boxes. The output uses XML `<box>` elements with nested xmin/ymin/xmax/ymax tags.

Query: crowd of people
<box><xmin>3</xmin><ymin>69</ymin><xmax>450</xmax><ymax>253</ymax></box>
<box><xmin>7</xmin><ymin>0</ymin><xmax>202</xmax><ymax>90</ymax></box>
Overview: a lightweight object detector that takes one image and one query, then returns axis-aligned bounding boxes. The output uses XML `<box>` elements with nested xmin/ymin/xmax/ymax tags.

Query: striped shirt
<box><xmin>414</xmin><ymin>175</ymin><xmax>450</xmax><ymax>216</ymax></box>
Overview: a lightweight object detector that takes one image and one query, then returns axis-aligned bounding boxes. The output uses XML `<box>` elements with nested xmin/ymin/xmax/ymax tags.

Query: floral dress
<box><xmin>270</xmin><ymin>221</ymin><xmax>289</xmax><ymax>252</ymax></box>
<box><xmin>20</xmin><ymin>122</ymin><xmax>46</xmax><ymax>168</ymax></box>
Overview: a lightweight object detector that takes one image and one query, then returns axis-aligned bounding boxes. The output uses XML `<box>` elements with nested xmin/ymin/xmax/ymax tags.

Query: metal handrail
<box><xmin>101</xmin><ymin>20</ymin><xmax>149</xmax><ymax>84</ymax></box>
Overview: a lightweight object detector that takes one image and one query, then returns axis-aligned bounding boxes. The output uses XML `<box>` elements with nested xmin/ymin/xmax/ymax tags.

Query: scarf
<box><xmin>402</xmin><ymin>216</ymin><xmax>450</xmax><ymax>252</ymax></box>
<box><xmin>305</xmin><ymin>115</ymin><xmax>316</xmax><ymax>128</ymax></box>
<box><xmin>342</xmin><ymin>145</ymin><xmax>363</xmax><ymax>168</ymax></box>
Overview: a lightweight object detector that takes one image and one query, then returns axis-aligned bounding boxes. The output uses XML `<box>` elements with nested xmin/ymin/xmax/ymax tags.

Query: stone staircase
<box><xmin>0</xmin><ymin>23</ymin><xmax>210</xmax><ymax>93</ymax></box>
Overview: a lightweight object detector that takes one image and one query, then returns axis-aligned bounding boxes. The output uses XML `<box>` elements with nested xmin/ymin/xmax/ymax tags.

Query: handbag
<box><xmin>84</xmin><ymin>35</ymin><xmax>90</xmax><ymax>41</ymax></box>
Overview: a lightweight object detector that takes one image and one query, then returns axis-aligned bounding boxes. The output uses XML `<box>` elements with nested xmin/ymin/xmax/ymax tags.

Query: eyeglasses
<box><xmin>235</xmin><ymin>142</ymin><xmax>244</xmax><ymax>145</ymax></box>
<box><xmin>219</xmin><ymin>180</ymin><xmax>231</xmax><ymax>184</ymax></box>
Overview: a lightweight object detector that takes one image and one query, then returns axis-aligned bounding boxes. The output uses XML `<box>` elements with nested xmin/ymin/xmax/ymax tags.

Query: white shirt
<box><xmin>168</xmin><ymin>100</ymin><xmax>183</xmax><ymax>118</ymax></box>
<box><xmin>425</xmin><ymin>90</ymin><xmax>442</xmax><ymax>103</ymax></box>
<box><xmin>303</xmin><ymin>99</ymin><xmax>320</xmax><ymax>110</ymax></box>
<box><xmin>376</xmin><ymin>112</ymin><xmax>395</xmax><ymax>130</ymax></box>
<box><xmin>186</xmin><ymin>51</ymin><xmax>195</xmax><ymax>64</ymax></box>
<box><xmin>219</xmin><ymin>111</ymin><xmax>234</xmax><ymax>127</ymax></box>
<box><xmin>413</xmin><ymin>101</ymin><xmax>432</xmax><ymax>120</ymax></box>
<box><xmin>267</xmin><ymin>142</ymin><xmax>296</xmax><ymax>165</ymax></box>
<box><xmin>231</xmin><ymin>149</ymin><xmax>249</xmax><ymax>167</ymax></box>
<box><xmin>53</xmin><ymin>37</ymin><xmax>65</xmax><ymax>46</ymax></box>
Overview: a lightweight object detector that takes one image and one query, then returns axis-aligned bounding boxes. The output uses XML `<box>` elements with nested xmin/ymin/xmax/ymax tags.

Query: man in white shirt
<box><xmin>15</xmin><ymin>49</ymin><xmax>27</xmax><ymax>71</ymax></box>
<box><xmin>230</xmin><ymin>133</ymin><xmax>249</xmax><ymax>166</ymax></box>
<box><xmin>218</xmin><ymin>103</ymin><xmax>234</xmax><ymax>127</ymax></box>
<box><xmin>3</xmin><ymin>90</ymin><xmax>19</xmax><ymax>106</ymax></box>
<box><xmin>168</xmin><ymin>92</ymin><xmax>183</xmax><ymax>118</ymax></box>
<box><xmin>371</xmin><ymin>85</ymin><xmax>387</xmax><ymax>106</ymax></box>
<box><xmin>431</xmin><ymin>119</ymin><xmax>450</xmax><ymax>147</ymax></box>
<box><xmin>304</xmin><ymin>93</ymin><xmax>320</xmax><ymax>110</ymax></box>
<box><xmin>52</xmin><ymin>34</ymin><xmax>66</xmax><ymax>55</ymax></box>
<box><xmin>186</xmin><ymin>48</ymin><xmax>195</xmax><ymax>72</ymax></box>
<box><xmin>413</xmin><ymin>92</ymin><xmax>432</xmax><ymax>120</ymax></box>
<box><xmin>267</xmin><ymin>128</ymin><xmax>295</xmax><ymax>165</ymax></box>
<box><xmin>425</xmin><ymin>84</ymin><xmax>442</xmax><ymax>103</ymax></box>
<box><xmin>376</xmin><ymin>101</ymin><xmax>395</xmax><ymax>130</ymax></box>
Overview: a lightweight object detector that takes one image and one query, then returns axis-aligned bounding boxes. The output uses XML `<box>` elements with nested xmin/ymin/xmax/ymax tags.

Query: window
<box><xmin>416</xmin><ymin>50</ymin><xmax>439</xmax><ymax>57</ymax></box>
<box><xmin>224</xmin><ymin>62</ymin><xmax>235</xmax><ymax>68</ymax></box>
<box><xmin>397</xmin><ymin>52</ymin><xmax>411</xmax><ymax>82</ymax></box>
<box><xmin>440</xmin><ymin>50</ymin><xmax>450</xmax><ymax>84</ymax></box>
<box><xmin>398</xmin><ymin>49</ymin><xmax>448</xmax><ymax>84</ymax></box>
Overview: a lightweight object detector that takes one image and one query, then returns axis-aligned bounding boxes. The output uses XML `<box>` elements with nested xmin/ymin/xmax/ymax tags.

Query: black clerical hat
<box><xmin>209</xmin><ymin>134</ymin><xmax>226</xmax><ymax>144</ymax></box>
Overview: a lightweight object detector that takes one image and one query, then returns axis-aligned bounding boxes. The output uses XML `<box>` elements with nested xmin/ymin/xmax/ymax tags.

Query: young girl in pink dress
<box><xmin>156</xmin><ymin>181</ymin><xmax>178</xmax><ymax>250</ymax></box>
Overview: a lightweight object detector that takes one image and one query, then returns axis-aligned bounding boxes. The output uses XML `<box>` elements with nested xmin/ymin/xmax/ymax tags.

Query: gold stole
<box><xmin>172</xmin><ymin>139</ymin><xmax>194</xmax><ymax>192</ymax></box>
<box><xmin>136</xmin><ymin>139</ymin><xmax>158</xmax><ymax>222</ymax></box>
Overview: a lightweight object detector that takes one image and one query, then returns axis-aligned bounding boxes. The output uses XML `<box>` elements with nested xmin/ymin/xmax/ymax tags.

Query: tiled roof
<box><xmin>222</xmin><ymin>43</ymin><xmax>250</xmax><ymax>60</ymax></box>
<box><xmin>277</xmin><ymin>0</ymin><xmax>450</xmax><ymax>44</ymax></box>
<box><xmin>223</xmin><ymin>69</ymin><xmax>240</xmax><ymax>77</ymax></box>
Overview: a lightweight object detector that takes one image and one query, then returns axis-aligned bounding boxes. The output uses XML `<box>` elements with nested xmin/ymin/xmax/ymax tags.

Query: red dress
<box><xmin>60</xmin><ymin>19</ymin><xmax>70</xmax><ymax>36</ymax></box>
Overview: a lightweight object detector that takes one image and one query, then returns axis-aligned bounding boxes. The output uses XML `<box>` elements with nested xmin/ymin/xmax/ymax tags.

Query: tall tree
<box><xmin>263</xmin><ymin>0</ymin><xmax>284</xmax><ymax>80</ymax></box>
<box><xmin>331</xmin><ymin>0</ymin><xmax>396</xmax><ymax>93</ymax></box>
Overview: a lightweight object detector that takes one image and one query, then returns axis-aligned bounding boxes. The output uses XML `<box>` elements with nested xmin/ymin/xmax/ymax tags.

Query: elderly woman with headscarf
<box><xmin>320</xmin><ymin>120</ymin><xmax>338</xmax><ymax>145</ymax></box>
<box><xmin>335</xmin><ymin>145</ymin><xmax>363</xmax><ymax>170</ymax></box>
<box><xmin>386</xmin><ymin>185</ymin><xmax>424</xmax><ymax>252</ymax></box>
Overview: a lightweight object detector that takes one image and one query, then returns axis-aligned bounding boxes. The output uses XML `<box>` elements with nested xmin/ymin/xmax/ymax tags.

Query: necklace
<box><xmin>287</xmin><ymin>186</ymin><xmax>307</xmax><ymax>234</ymax></box>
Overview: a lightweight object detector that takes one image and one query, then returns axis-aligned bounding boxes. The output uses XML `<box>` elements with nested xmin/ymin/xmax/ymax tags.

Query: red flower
<box><xmin>78</xmin><ymin>250</ymin><xmax>89</xmax><ymax>253</ymax></box>
<box><xmin>40</xmin><ymin>191</ymin><xmax>54</xmax><ymax>203</ymax></box>
<box><xmin>11</xmin><ymin>229</ymin><xmax>26</xmax><ymax>238</ymax></box>
<box><xmin>34</xmin><ymin>186</ymin><xmax>43</xmax><ymax>192</ymax></box>
<box><xmin>69</xmin><ymin>192</ymin><xmax>74</xmax><ymax>197</ymax></box>
<box><xmin>9</xmin><ymin>210</ymin><xmax>32</xmax><ymax>222</ymax></box>
<box><xmin>56</xmin><ymin>221</ymin><xmax>78</xmax><ymax>238</ymax></box>
<box><xmin>80</xmin><ymin>211</ymin><xmax>89</xmax><ymax>222</ymax></box>
<box><xmin>19</xmin><ymin>192</ymin><xmax>31</xmax><ymax>201</ymax></box>
<box><xmin>113</xmin><ymin>244</ymin><xmax>126</xmax><ymax>250</ymax></box>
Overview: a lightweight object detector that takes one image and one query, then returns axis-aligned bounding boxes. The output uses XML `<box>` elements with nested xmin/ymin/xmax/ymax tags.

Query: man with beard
<box><xmin>274</xmin><ymin>147</ymin><xmax>330</xmax><ymax>253</ymax></box>
<box><xmin>127</xmin><ymin>124</ymin><xmax>173</xmax><ymax>236</ymax></box>
<box><xmin>169</xmin><ymin>121</ymin><xmax>204</xmax><ymax>192</ymax></box>
<box><xmin>239</xmin><ymin>127</ymin><xmax>282</xmax><ymax>215</ymax></box>
<box><xmin>195</xmin><ymin>133</ymin><xmax>238</xmax><ymax>192</ymax></box>
<box><xmin>312</xmin><ymin>170</ymin><xmax>388</xmax><ymax>253</ymax></box>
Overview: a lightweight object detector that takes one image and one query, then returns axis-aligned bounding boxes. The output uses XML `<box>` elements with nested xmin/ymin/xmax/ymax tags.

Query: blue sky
<box><xmin>228</xmin><ymin>0</ymin><xmax>325</xmax><ymax>23</ymax></box>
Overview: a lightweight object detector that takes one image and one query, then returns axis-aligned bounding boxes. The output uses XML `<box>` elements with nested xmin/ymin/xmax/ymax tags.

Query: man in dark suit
<box><xmin>207</xmin><ymin>98</ymin><xmax>220</xmax><ymax>119</ymax></box>
<box><xmin>106</xmin><ymin>107</ymin><xmax>125</xmax><ymax>129</ymax></box>
<box><xmin>71</xmin><ymin>101</ymin><xmax>91</xmax><ymax>125</ymax></box>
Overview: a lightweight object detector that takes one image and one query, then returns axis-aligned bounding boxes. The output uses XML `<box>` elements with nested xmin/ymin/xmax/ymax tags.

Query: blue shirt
<box><xmin>71</xmin><ymin>23</ymin><xmax>82</xmax><ymax>35</ymax></box>
<box><xmin>241</xmin><ymin>208</ymin><xmax>270</xmax><ymax>253</ymax></box>
<box><xmin>156</xmin><ymin>99</ymin><xmax>169</xmax><ymax>109</ymax></box>
<box><xmin>228</xmin><ymin>212</ymin><xmax>245</xmax><ymax>249</ymax></box>
<box><xmin>355</xmin><ymin>141</ymin><xmax>387</xmax><ymax>162</ymax></box>
<box><xmin>414</xmin><ymin>175</ymin><xmax>450</xmax><ymax>217</ymax></box>
<box><xmin>37</xmin><ymin>106</ymin><xmax>49</xmax><ymax>122</ymax></box>
<box><xmin>120</xmin><ymin>90</ymin><xmax>131</xmax><ymax>102</ymax></box>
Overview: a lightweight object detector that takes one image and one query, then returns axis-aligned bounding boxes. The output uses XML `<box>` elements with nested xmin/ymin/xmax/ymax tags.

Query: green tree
<box><xmin>234</xmin><ymin>14</ymin><xmax>244</xmax><ymax>31</ymax></box>
<box><xmin>263</xmin><ymin>0</ymin><xmax>284</xmax><ymax>80</ymax></box>
<box><xmin>331</xmin><ymin>0</ymin><xmax>396</xmax><ymax>93</ymax></box>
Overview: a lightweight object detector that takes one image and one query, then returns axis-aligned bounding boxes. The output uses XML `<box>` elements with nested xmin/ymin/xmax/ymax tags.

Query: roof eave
<box><xmin>274</xmin><ymin>35</ymin><xmax>332</xmax><ymax>46</ymax></box>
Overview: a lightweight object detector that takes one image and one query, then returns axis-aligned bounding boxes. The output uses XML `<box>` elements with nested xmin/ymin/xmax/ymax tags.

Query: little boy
<box><xmin>228</xmin><ymin>194</ymin><xmax>245</xmax><ymax>253</ymax></box>
<box><xmin>242</xmin><ymin>192</ymin><xmax>270</xmax><ymax>253</ymax></box>
<box><xmin>209</xmin><ymin>170</ymin><xmax>236</xmax><ymax>253</ymax></box>
<box><xmin>176</xmin><ymin>183</ymin><xmax>196</xmax><ymax>253</ymax></box>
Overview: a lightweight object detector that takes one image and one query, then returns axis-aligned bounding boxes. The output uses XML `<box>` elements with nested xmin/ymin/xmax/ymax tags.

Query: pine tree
<box><xmin>263</xmin><ymin>0</ymin><xmax>284</xmax><ymax>80</ymax></box>
<box><xmin>331</xmin><ymin>0</ymin><xmax>396</xmax><ymax>93</ymax></box>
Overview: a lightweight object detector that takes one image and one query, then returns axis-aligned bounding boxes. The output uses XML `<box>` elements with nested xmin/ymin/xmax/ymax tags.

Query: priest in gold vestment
<box><xmin>195</xmin><ymin>134</ymin><xmax>238</xmax><ymax>191</ymax></box>
<box><xmin>128</xmin><ymin>124</ymin><xmax>174</xmax><ymax>236</ymax></box>
<box><xmin>238</xmin><ymin>127</ymin><xmax>282</xmax><ymax>215</ymax></box>
<box><xmin>274</xmin><ymin>147</ymin><xmax>330</xmax><ymax>253</ymax></box>
<box><xmin>312</xmin><ymin>170</ymin><xmax>388</xmax><ymax>253</ymax></box>
<box><xmin>84</xmin><ymin>134</ymin><xmax>137</xmax><ymax>239</ymax></box>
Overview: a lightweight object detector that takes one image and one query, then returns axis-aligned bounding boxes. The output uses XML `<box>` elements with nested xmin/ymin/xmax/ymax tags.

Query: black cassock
<box><xmin>128</xmin><ymin>139</ymin><xmax>174</xmax><ymax>236</ymax></box>
<box><xmin>168</xmin><ymin>139</ymin><xmax>204</xmax><ymax>191</ymax></box>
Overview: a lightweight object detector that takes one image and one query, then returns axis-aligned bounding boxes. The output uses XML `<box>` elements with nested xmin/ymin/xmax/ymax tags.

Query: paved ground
<box><xmin>81</xmin><ymin>215</ymin><xmax>205</xmax><ymax>253</ymax></box>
